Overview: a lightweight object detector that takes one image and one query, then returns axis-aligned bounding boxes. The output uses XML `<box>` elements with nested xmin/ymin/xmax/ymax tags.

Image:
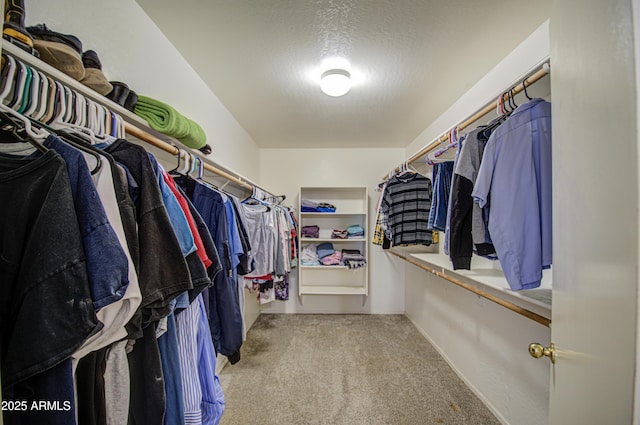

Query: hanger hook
<box><xmin>509</xmin><ymin>88</ymin><xmax>517</xmax><ymax>110</ymax></box>
<box><xmin>522</xmin><ymin>78</ymin><xmax>532</xmax><ymax>100</ymax></box>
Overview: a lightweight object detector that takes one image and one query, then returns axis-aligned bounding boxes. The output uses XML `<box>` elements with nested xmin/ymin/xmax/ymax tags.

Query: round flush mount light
<box><xmin>320</xmin><ymin>69</ymin><xmax>351</xmax><ymax>97</ymax></box>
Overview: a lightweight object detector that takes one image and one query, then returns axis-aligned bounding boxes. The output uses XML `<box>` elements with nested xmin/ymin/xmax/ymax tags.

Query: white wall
<box><xmin>258</xmin><ymin>148</ymin><xmax>406</xmax><ymax>314</ymax></box>
<box><xmin>402</xmin><ymin>21</ymin><xmax>552</xmax><ymax>425</ymax></box>
<box><xmin>28</xmin><ymin>0</ymin><xmax>261</xmax><ymax>181</ymax></box>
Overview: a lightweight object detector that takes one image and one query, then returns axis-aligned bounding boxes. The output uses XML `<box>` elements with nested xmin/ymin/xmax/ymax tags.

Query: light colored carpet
<box><xmin>218</xmin><ymin>314</ymin><xmax>500</xmax><ymax>425</ymax></box>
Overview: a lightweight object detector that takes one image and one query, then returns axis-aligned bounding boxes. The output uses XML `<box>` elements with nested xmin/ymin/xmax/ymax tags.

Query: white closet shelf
<box><xmin>389</xmin><ymin>248</ymin><xmax>552</xmax><ymax>322</ymax></box>
<box><xmin>300</xmin><ymin>212</ymin><xmax>365</xmax><ymax>216</ymax></box>
<box><xmin>300</xmin><ymin>265</ymin><xmax>361</xmax><ymax>269</ymax></box>
<box><xmin>299</xmin><ymin>186</ymin><xmax>369</xmax><ymax>297</ymax></box>
<box><xmin>300</xmin><ymin>238</ymin><xmax>366</xmax><ymax>242</ymax></box>
<box><xmin>298</xmin><ymin>286</ymin><xmax>367</xmax><ymax>295</ymax></box>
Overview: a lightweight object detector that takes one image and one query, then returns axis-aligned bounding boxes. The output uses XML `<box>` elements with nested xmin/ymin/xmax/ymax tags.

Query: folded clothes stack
<box><xmin>342</xmin><ymin>249</ymin><xmax>367</xmax><ymax>269</ymax></box>
<box><xmin>316</xmin><ymin>243</ymin><xmax>335</xmax><ymax>259</ymax></box>
<box><xmin>301</xmin><ymin>244</ymin><xmax>320</xmax><ymax>266</ymax></box>
<box><xmin>301</xmin><ymin>199</ymin><xmax>318</xmax><ymax>212</ymax></box>
<box><xmin>302</xmin><ymin>225</ymin><xmax>320</xmax><ymax>238</ymax></box>
<box><xmin>316</xmin><ymin>243</ymin><xmax>342</xmax><ymax>266</ymax></box>
<box><xmin>320</xmin><ymin>251</ymin><xmax>342</xmax><ymax>266</ymax></box>
<box><xmin>331</xmin><ymin>229</ymin><xmax>348</xmax><ymax>239</ymax></box>
<box><xmin>347</xmin><ymin>224</ymin><xmax>365</xmax><ymax>238</ymax></box>
<box><xmin>301</xmin><ymin>199</ymin><xmax>336</xmax><ymax>213</ymax></box>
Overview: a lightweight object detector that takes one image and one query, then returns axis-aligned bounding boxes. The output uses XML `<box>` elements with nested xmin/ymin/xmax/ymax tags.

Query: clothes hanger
<box><xmin>53</xmin><ymin>127</ymin><xmax>103</xmax><ymax>174</ymax></box>
<box><xmin>178</xmin><ymin>150</ymin><xmax>191</xmax><ymax>175</ymax></box>
<box><xmin>425</xmin><ymin>127</ymin><xmax>458</xmax><ymax>165</ymax></box>
<box><xmin>0</xmin><ymin>103</ymin><xmax>50</xmax><ymax>148</ymax></box>
<box><xmin>16</xmin><ymin>63</ymin><xmax>33</xmax><ymax>114</ymax></box>
<box><xmin>7</xmin><ymin>60</ymin><xmax>28</xmax><ymax>110</ymax></box>
<box><xmin>168</xmin><ymin>148</ymin><xmax>184</xmax><ymax>173</ymax></box>
<box><xmin>242</xmin><ymin>185</ymin><xmax>271</xmax><ymax>211</ymax></box>
<box><xmin>22</xmin><ymin>67</ymin><xmax>43</xmax><ymax>118</ymax></box>
<box><xmin>41</xmin><ymin>76</ymin><xmax>57</xmax><ymax>122</ymax></box>
<box><xmin>522</xmin><ymin>77</ymin><xmax>533</xmax><ymax>100</ymax></box>
<box><xmin>508</xmin><ymin>88</ymin><xmax>518</xmax><ymax>111</ymax></box>
<box><xmin>31</xmin><ymin>71</ymin><xmax>50</xmax><ymax>122</ymax></box>
<box><xmin>61</xmin><ymin>86</ymin><xmax>73</xmax><ymax>124</ymax></box>
<box><xmin>0</xmin><ymin>55</ymin><xmax>18</xmax><ymax>104</ymax></box>
<box><xmin>48</xmin><ymin>82</ymin><xmax>66</xmax><ymax>125</ymax></box>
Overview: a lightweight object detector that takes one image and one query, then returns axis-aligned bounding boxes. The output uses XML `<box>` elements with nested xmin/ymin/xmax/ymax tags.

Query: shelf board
<box><xmin>300</xmin><ymin>212</ymin><xmax>365</xmax><ymax>216</ymax></box>
<box><xmin>390</xmin><ymin>248</ymin><xmax>551</xmax><ymax>318</ymax></box>
<box><xmin>299</xmin><ymin>286</ymin><xmax>367</xmax><ymax>295</ymax></box>
<box><xmin>300</xmin><ymin>265</ymin><xmax>350</xmax><ymax>269</ymax></box>
<box><xmin>300</xmin><ymin>238</ymin><xmax>366</xmax><ymax>242</ymax></box>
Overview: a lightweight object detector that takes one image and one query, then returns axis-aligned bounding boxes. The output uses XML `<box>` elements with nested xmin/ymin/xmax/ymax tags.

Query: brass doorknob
<box><xmin>529</xmin><ymin>342</ymin><xmax>556</xmax><ymax>363</ymax></box>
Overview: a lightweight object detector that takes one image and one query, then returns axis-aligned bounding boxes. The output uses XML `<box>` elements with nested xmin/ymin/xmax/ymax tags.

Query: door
<box><xmin>547</xmin><ymin>1</ymin><xmax>638</xmax><ymax>424</ymax></box>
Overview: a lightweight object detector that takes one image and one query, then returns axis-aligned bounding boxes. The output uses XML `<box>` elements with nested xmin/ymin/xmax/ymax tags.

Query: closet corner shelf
<box><xmin>388</xmin><ymin>249</ymin><xmax>552</xmax><ymax>325</ymax></box>
<box><xmin>298</xmin><ymin>186</ymin><xmax>369</xmax><ymax>297</ymax></box>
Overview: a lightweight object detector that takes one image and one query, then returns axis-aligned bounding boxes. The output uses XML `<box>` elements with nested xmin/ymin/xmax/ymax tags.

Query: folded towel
<box><xmin>134</xmin><ymin>95</ymin><xmax>207</xmax><ymax>149</ymax></box>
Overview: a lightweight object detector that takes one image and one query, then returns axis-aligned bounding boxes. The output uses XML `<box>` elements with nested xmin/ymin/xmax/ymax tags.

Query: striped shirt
<box><xmin>380</xmin><ymin>173</ymin><xmax>433</xmax><ymax>246</ymax></box>
<box><xmin>176</xmin><ymin>294</ymin><xmax>225</xmax><ymax>424</ymax></box>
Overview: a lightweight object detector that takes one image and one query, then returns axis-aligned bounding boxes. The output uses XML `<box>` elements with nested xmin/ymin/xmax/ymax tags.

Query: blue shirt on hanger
<box><xmin>472</xmin><ymin>98</ymin><xmax>552</xmax><ymax>290</ymax></box>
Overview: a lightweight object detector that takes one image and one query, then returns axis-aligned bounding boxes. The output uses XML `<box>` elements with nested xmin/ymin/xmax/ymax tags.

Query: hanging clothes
<box><xmin>472</xmin><ymin>98</ymin><xmax>552</xmax><ymax>290</ymax></box>
<box><xmin>0</xmin><ymin>143</ymin><xmax>100</xmax><ymax>425</ymax></box>
<box><xmin>449</xmin><ymin>126</ymin><xmax>497</xmax><ymax>269</ymax></box>
<box><xmin>380</xmin><ymin>172</ymin><xmax>433</xmax><ymax>247</ymax></box>
<box><xmin>174</xmin><ymin>175</ymin><xmax>244</xmax><ymax>365</ymax></box>
<box><xmin>427</xmin><ymin>161</ymin><xmax>454</xmax><ymax>232</ymax></box>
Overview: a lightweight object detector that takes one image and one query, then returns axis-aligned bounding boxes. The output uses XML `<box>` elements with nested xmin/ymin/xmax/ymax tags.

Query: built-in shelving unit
<box><xmin>298</xmin><ymin>187</ymin><xmax>368</xmax><ymax>296</ymax></box>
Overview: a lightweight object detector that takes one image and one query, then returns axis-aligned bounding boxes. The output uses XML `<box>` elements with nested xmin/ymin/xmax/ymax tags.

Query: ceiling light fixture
<box><xmin>320</xmin><ymin>69</ymin><xmax>351</xmax><ymax>97</ymax></box>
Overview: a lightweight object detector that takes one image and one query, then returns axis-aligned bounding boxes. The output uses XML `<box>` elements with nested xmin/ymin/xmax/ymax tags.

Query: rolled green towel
<box><xmin>133</xmin><ymin>95</ymin><xmax>207</xmax><ymax>149</ymax></box>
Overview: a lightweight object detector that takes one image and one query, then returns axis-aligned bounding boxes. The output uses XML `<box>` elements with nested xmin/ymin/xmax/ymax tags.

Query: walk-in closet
<box><xmin>1</xmin><ymin>1</ymin><xmax>638</xmax><ymax>424</ymax></box>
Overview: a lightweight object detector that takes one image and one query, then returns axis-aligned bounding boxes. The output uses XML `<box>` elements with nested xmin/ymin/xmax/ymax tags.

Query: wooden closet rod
<box><xmin>125</xmin><ymin>123</ymin><xmax>257</xmax><ymax>192</ymax></box>
<box><xmin>389</xmin><ymin>251</ymin><xmax>551</xmax><ymax>327</ymax></box>
<box><xmin>385</xmin><ymin>62</ymin><xmax>550</xmax><ymax>179</ymax></box>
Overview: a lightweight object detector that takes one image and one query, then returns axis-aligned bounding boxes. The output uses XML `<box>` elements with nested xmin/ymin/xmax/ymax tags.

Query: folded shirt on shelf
<box><xmin>301</xmin><ymin>200</ymin><xmax>337</xmax><ymax>213</ymax></box>
<box><xmin>316</xmin><ymin>242</ymin><xmax>335</xmax><ymax>259</ymax></box>
<box><xmin>302</xmin><ymin>225</ymin><xmax>320</xmax><ymax>238</ymax></box>
<box><xmin>341</xmin><ymin>249</ymin><xmax>367</xmax><ymax>269</ymax></box>
<box><xmin>331</xmin><ymin>229</ymin><xmax>348</xmax><ymax>239</ymax></box>
<box><xmin>301</xmin><ymin>244</ymin><xmax>320</xmax><ymax>266</ymax></box>
<box><xmin>301</xmin><ymin>199</ymin><xmax>318</xmax><ymax>209</ymax></box>
<box><xmin>320</xmin><ymin>251</ymin><xmax>342</xmax><ymax>266</ymax></box>
<box><xmin>347</xmin><ymin>224</ymin><xmax>364</xmax><ymax>238</ymax></box>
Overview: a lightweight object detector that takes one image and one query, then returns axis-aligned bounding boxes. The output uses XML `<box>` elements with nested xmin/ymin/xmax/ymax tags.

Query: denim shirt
<box><xmin>472</xmin><ymin>98</ymin><xmax>552</xmax><ymax>290</ymax></box>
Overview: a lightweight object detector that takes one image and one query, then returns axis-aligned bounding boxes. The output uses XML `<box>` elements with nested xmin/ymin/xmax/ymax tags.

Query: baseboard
<box><xmin>404</xmin><ymin>313</ymin><xmax>510</xmax><ymax>425</ymax></box>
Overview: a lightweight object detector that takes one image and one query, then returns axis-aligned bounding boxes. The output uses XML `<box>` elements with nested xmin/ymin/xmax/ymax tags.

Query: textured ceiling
<box><xmin>136</xmin><ymin>0</ymin><xmax>550</xmax><ymax>148</ymax></box>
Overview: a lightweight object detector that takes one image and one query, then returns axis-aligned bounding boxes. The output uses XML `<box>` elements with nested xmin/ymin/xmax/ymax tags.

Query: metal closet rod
<box><xmin>385</xmin><ymin>62</ymin><xmax>551</xmax><ymax>179</ymax></box>
<box><xmin>388</xmin><ymin>251</ymin><xmax>551</xmax><ymax>327</ymax></box>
